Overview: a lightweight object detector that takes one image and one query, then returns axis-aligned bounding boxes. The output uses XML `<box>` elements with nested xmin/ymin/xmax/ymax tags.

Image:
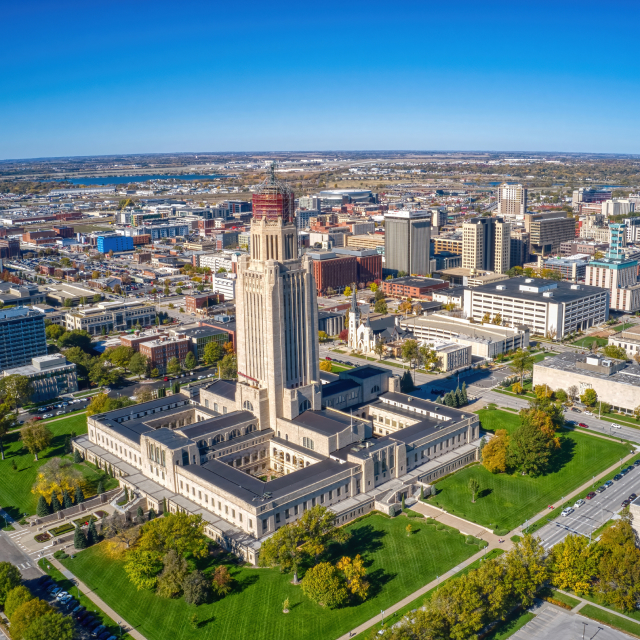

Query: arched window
<box><xmin>228</xmin><ymin>429</ymin><xmax>240</xmax><ymax>440</ymax></box>
<box><xmin>243</xmin><ymin>400</ymin><xmax>254</xmax><ymax>411</ymax></box>
<box><xmin>245</xmin><ymin>424</ymin><xmax>256</xmax><ymax>435</ymax></box>
<box><xmin>371</xmin><ymin>385</ymin><xmax>380</xmax><ymax>394</ymax></box>
<box><xmin>286</xmin><ymin>453</ymin><xmax>290</xmax><ymax>462</ymax></box>
<box><xmin>292</xmin><ymin>456</ymin><xmax>297</xmax><ymax>465</ymax></box>
<box><xmin>299</xmin><ymin>399</ymin><xmax>311</xmax><ymax>413</ymax></box>
<box><xmin>213</xmin><ymin>434</ymin><xmax>224</xmax><ymax>444</ymax></box>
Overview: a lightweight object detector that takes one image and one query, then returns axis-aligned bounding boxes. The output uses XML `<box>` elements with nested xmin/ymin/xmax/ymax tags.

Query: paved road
<box><xmin>0</xmin><ymin>529</ymin><xmax>43</xmax><ymax>582</ymax></box>
<box><xmin>535</xmin><ymin>464</ymin><xmax>639</xmax><ymax>549</ymax></box>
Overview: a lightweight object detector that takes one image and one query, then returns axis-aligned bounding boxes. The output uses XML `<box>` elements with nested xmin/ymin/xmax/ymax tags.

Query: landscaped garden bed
<box><xmin>49</xmin><ymin>522</ymin><xmax>76</xmax><ymax>537</ymax></box>
<box><xmin>73</xmin><ymin>514</ymin><xmax>98</xmax><ymax>527</ymax></box>
<box><xmin>34</xmin><ymin>532</ymin><xmax>51</xmax><ymax>543</ymax></box>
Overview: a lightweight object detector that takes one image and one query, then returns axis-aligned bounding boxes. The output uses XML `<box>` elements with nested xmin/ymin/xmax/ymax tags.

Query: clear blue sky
<box><xmin>2</xmin><ymin>0</ymin><xmax>639</xmax><ymax>159</ymax></box>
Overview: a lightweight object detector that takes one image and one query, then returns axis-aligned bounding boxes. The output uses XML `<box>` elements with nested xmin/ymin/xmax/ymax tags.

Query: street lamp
<box><xmin>118</xmin><ymin>621</ymin><xmax>122</xmax><ymax>638</ymax></box>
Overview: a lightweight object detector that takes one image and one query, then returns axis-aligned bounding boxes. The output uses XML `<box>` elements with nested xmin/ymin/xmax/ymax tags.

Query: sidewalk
<box><xmin>557</xmin><ymin>588</ymin><xmax>640</xmax><ymax>627</ymax></box>
<box><xmin>49</xmin><ymin>557</ymin><xmax>147</xmax><ymax>640</ymax></box>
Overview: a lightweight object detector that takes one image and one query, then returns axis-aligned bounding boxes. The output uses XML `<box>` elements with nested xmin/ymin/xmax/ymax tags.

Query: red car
<box><xmin>579</xmin><ymin>423</ymin><xmax>589</xmax><ymax>428</ymax></box>
<box><xmin>586</xmin><ymin>492</ymin><xmax>596</xmax><ymax>500</ymax></box>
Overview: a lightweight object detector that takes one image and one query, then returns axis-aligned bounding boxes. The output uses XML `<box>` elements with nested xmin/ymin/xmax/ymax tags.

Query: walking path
<box><xmin>49</xmin><ymin>557</ymin><xmax>147</xmax><ymax>640</ymax></box>
<box><xmin>557</xmin><ymin>588</ymin><xmax>640</xmax><ymax>626</ymax></box>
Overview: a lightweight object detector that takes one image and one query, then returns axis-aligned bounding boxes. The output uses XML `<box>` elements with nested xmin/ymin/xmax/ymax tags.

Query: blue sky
<box><xmin>2</xmin><ymin>0</ymin><xmax>639</xmax><ymax>159</ymax></box>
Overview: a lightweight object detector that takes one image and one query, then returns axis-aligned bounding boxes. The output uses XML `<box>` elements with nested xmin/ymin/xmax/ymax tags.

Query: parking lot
<box><xmin>535</xmin><ymin>460</ymin><xmax>640</xmax><ymax>549</ymax></box>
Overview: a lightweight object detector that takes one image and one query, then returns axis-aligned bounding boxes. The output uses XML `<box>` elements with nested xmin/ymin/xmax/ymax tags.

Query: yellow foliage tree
<box><xmin>482</xmin><ymin>429</ymin><xmax>510</xmax><ymax>473</ymax></box>
<box><xmin>319</xmin><ymin>360</ymin><xmax>333</xmax><ymax>372</ymax></box>
<box><xmin>533</xmin><ymin>384</ymin><xmax>553</xmax><ymax>400</ymax></box>
<box><xmin>336</xmin><ymin>555</ymin><xmax>369</xmax><ymax>600</ymax></box>
<box><xmin>549</xmin><ymin>534</ymin><xmax>601</xmax><ymax>596</ymax></box>
<box><xmin>31</xmin><ymin>458</ymin><xmax>83</xmax><ymax>498</ymax></box>
<box><xmin>511</xmin><ymin>382</ymin><xmax>523</xmax><ymax>395</ymax></box>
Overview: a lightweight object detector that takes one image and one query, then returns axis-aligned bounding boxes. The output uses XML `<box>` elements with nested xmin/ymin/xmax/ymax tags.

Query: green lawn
<box><xmin>61</xmin><ymin>513</ymin><xmax>480</xmax><ymax>640</ymax></box>
<box><xmin>0</xmin><ymin>413</ymin><xmax>117</xmax><ymax>519</ymax></box>
<box><xmin>580</xmin><ymin>605</ymin><xmax>640</xmax><ymax>638</ymax></box>
<box><xmin>571</xmin><ymin>336</ymin><xmax>609</xmax><ymax>348</ymax></box>
<box><xmin>484</xmin><ymin>610</ymin><xmax>535</xmax><ymax>640</ymax></box>
<box><xmin>610</xmin><ymin>322</ymin><xmax>635</xmax><ymax>332</ymax></box>
<box><xmin>427</xmin><ymin>410</ymin><xmax>629</xmax><ymax>532</ymax></box>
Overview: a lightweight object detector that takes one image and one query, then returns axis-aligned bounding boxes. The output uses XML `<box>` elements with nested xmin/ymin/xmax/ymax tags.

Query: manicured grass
<box><xmin>580</xmin><ymin>604</ymin><xmax>640</xmax><ymax>638</ymax></box>
<box><xmin>544</xmin><ymin>588</ymin><xmax>580</xmax><ymax>609</ymax></box>
<box><xmin>485</xmin><ymin>610</ymin><xmax>536</xmax><ymax>640</ymax></box>
<box><xmin>572</xmin><ymin>336</ymin><xmax>608</xmax><ymax>348</ymax></box>
<box><xmin>38</xmin><ymin>558</ymin><xmax>133</xmax><ymax>640</ymax></box>
<box><xmin>428</xmin><ymin>410</ymin><xmax>629</xmax><ymax>532</ymax></box>
<box><xmin>0</xmin><ymin>413</ymin><xmax>117</xmax><ymax>519</ymax></box>
<box><xmin>330</xmin><ymin>364</ymin><xmax>352</xmax><ymax>373</ymax></box>
<box><xmin>49</xmin><ymin>523</ymin><xmax>76</xmax><ymax>536</ymax></box>
<box><xmin>61</xmin><ymin>513</ymin><xmax>480</xmax><ymax>640</ymax></box>
<box><xmin>610</xmin><ymin>322</ymin><xmax>635</xmax><ymax>331</ymax></box>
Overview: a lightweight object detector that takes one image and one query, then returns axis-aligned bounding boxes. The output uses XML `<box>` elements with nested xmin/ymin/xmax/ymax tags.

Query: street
<box><xmin>535</xmin><ymin>464</ymin><xmax>640</xmax><ymax>549</ymax></box>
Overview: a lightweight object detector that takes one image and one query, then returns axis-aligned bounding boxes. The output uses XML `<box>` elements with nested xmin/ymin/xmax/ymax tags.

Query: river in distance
<box><xmin>46</xmin><ymin>174</ymin><xmax>224</xmax><ymax>185</ymax></box>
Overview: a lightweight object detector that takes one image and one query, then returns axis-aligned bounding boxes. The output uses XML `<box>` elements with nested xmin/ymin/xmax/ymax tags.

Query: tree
<box><xmin>156</xmin><ymin>549</ymin><xmax>189</xmax><ymax>599</ymax></box>
<box><xmin>0</xmin><ymin>403</ymin><xmax>18</xmax><ymax>460</ymax></box>
<box><xmin>9</xmin><ymin>599</ymin><xmax>53</xmax><ymax>640</ymax></box>
<box><xmin>343</xmin><ymin>286</ymin><xmax>352</xmax><ymax>298</ymax></box>
<box><xmin>504</xmin><ymin>535</ymin><xmax>548</xmax><ymax>607</ymax></box>
<box><xmin>318</xmin><ymin>330</ymin><xmax>328</xmax><ymax>343</ymax></box>
<box><xmin>184</xmin><ymin>351</ymin><xmax>197</xmax><ymax>370</ymax></box>
<box><xmin>108</xmin><ymin>345</ymin><xmax>134</xmax><ymax>372</ymax></box>
<box><xmin>374</xmin><ymin>299</ymin><xmax>387</xmax><ymax>314</ymax></box>
<box><xmin>482</xmin><ymin>312</ymin><xmax>491</xmax><ymax>324</ymax></box>
<box><xmin>338</xmin><ymin>329</ymin><xmax>348</xmax><ymax>342</ymax></box>
<box><xmin>61</xmin><ymin>489</ymin><xmax>73</xmax><ymax>509</ymax></box>
<box><xmin>336</xmin><ymin>555</ymin><xmax>369</xmax><ymax>600</ymax></box>
<box><xmin>57</xmin><ymin>329</ymin><xmax>92</xmax><ymax>351</ymax></box>
<box><xmin>510</xmin><ymin>348</ymin><xmax>535</xmax><ymax>384</ymax></box>
<box><xmin>150</xmin><ymin>367</ymin><xmax>160</xmax><ymax>379</ymax></box>
<box><xmin>580</xmin><ymin>388</ymin><xmax>597</xmax><ymax>407</ymax></box>
<box><xmin>129</xmin><ymin>352</ymin><xmax>148</xmax><ymax>379</ymax></box>
<box><xmin>23</xmin><ymin>610</ymin><xmax>75</xmax><ymax>640</ymax></box>
<box><xmin>124</xmin><ymin>550</ymin><xmax>163</xmax><ymax>590</ymax></box>
<box><xmin>211</xmin><ymin>565</ymin><xmax>234</xmax><ymax>597</ymax></box>
<box><xmin>74</xmin><ymin>526</ymin><xmax>87</xmax><ymax>549</ymax></box>
<box><xmin>482</xmin><ymin>429</ymin><xmax>510</xmax><ymax>473</ymax></box>
<box><xmin>219</xmin><ymin>354</ymin><xmax>237</xmax><ymax>379</ymax></box>
<box><xmin>301</xmin><ymin>562</ymin><xmax>348</xmax><ymax>608</ymax></box>
<box><xmin>50</xmin><ymin>492</ymin><xmax>62</xmax><ymax>512</ymax></box>
<box><xmin>63</xmin><ymin>298</ymin><xmax>73</xmax><ymax>308</ymax></box>
<box><xmin>182</xmin><ymin>570</ymin><xmax>210</xmax><ymax>605</ymax></box>
<box><xmin>62</xmin><ymin>346</ymin><xmax>93</xmax><ymax>380</ymax></box>
<box><xmin>167</xmin><ymin>357</ymin><xmax>182</xmax><ymax>376</ymax></box>
<box><xmin>0</xmin><ymin>562</ymin><xmax>22</xmax><ymax>606</ymax></box>
<box><xmin>32</xmin><ymin>457</ymin><xmax>83</xmax><ymax>498</ymax></box>
<box><xmin>319</xmin><ymin>360</ymin><xmax>333</xmax><ymax>372</ymax></box>
<box><xmin>36</xmin><ymin>495</ymin><xmax>51</xmax><ymax>517</ymax></box>
<box><xmin>4</xmin><ymin>585</ymin><xmax>33</xmax><ymax>620</ymax></box>
<box><xmin>555</xmin><ymin>388</ymin><xmax>568</xmax><ymax>404</ymax></box>
<box><xmin>86</xmin><ymin>393</ymin><xmax>135</xmax><ymax>417</ymax></box>
<box><xmin>137</xmin><ymin>512</ymin><xmax>209</xmax><ymax>559</ymax></box>
<box><xmin>87</xmin><ymin>519</ymin><xmax>98</xmax><ymax>545</ymax></box>
<box><xmin>74</xmin><ymin>485</ymin><xmax>84</xmax><ymax>503</ymax></box>
<box><xmin>298</xmin><ymin>505</ymin><xmax>349</xmax><ymax>561</ymax></box>
<box><xmin>468</xmin><ymin>477</ymin><xmax>479</xmax><ymax>503</ymax></box>
<box><xmin>203</xmin><ymin>341</ymin><xmax>223</xmax><ymax>365</ymax></box>
<box><xmin>21</xmin><ymin>422</ymin><xmax>52</xmax><ymax>461</ymax></box>
<box><xmin>373</xmin><ymin>341</ymin><xmax>385</xmax><ymax>360</ymax></box>
<box><xmin>0</xmin><ymin>375</ymin><xmax>34</xmax><ymax>409</ymax></box>
<box><xmin>419</xmin><ymin>343</ymin><xmax>439</xmax><ymax>371</ymax></box>
<box><xmin>89</xmin><ymin>359</ymin><xmax>120</xmax><ymax>387</ymax></box>
<box><xmin>511</xmin><ymin>381</ymin><xmax>523</xmax><ymax>395</ymax></box>
<box><xmin>259</xmin><ymin>522</ymin><xmax>306</xmax><ymax>583</ymax></box>
<box><xmin>400</xmin><ymin>370</ymin><xmax>414</xmax><ymax>392</ymax></box>
<box><xmin>549</xmin><ymin>534</ymin><xmax>601</xmax><ymax>596</ymax></box>
<box><xmin>401</xmin><ymin>339</ymin><xmax>420</xmax><ymax>373</ymax></box>
<box><xmin>602</xmin><ymin>344</ymin><xmax>627</xmax><ymax>360</ymax></box>
<box><xmin>509</xmin><ymin>419</ymin><xmax>552</xmax><ymax>476</ymax></box>
<box><xmin>45</xmin><ymin>324</ymin><xmax>65</xmax><ymax>341</ymax></box>
<box><xmin>399</xmin><ymin>300</ymin><xmax>413</xmax><ymax>314</ymax></box>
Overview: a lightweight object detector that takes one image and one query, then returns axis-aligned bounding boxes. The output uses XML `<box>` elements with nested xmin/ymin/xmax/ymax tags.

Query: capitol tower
<box><xmin>234</xmin><ymin>165</ymin><xmax>322</xmax><ymax>432</ymax></box>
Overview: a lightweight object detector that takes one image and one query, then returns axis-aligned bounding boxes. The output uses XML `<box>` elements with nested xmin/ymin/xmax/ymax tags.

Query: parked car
<box><xmin>571</xmin><ymin>407</ymin><xmax>581</xmax><ymax>413</ymax></box>
<box><xmin>49</xmin><ymin>587</ymin><xmax>62</xmax><ymax>596</ymax></box>
<box><xmin>596</xmin><ymin>486</ymin><xmax>607</xmax><ymax>493</ymax></box>
<box><xmin>605</xmin><ymin>480</ymin><xmax>614</xmax><ymax>487</ymax></box>
<box><xmin>614</xmin><ymin>474</ymin><xmax>623</xmax><ymax>481</ymax></box>
<box><xmin>611</xmin><ymin>423</ymin><xmax>622</xmax><ymax>429</ymax></box>
<box><xmin>629</xmin><ymin>493</ymin><xmax>638</xmax><ymax>501</ymax></box>
<box><xmin>634</xmin><ymin>460</ymin><xmax>640</xmax><ymax>467</ymax></box>
<box><xmin>584</xmin><ymin>411</ymin><xmax>594</xmax><ymax>416</ymax></box>
<box><xmin>42</xmin><ymin>414</ymin><xmax>52</xmax><ymax>419</ymax></box>
<box><xmin>55</xmin><ymin>591</ymin><xmax>69</xmax><ymax>601</ymax></box>
<box><xmin>97</xmin><ymin>632</ymin><xmax>112</xmax><ymax>640</ymax></box>
<box><xmin>622</xmin><ymin>499</ymin><xmax>631</xmax><ymax>508</ymax></box>
<box><xmin>586</xmin><ymin>492</ymin><xmax>596</xmax><ymax>500</ymax></box>
<box><xmin>81</xmin><ymin>616</ymin><xmax>97</xmax><ymax>628</ymax></box>
<box><xmin>578</xmin><ymin>423</ymin><xmax>589</xmax><ymax>428</ymax></box>
<box><xmin>561</xmin><ymin>507</ymin><xmax>574</xmax><ymax>517</ymax></box>
<box><xmin>91</xmin><ymin>624</ymin><xmax>106</xmax><ymax>637</ymax></box>
<box><xmin>574</xmin><ymin>499</ymin><xmax>586</xmax><ymax>508</ymax></box>
<box><xmin>625</xmin><ymin>466</ymin><xmax>634</xmax><ymax>473</ymax></box>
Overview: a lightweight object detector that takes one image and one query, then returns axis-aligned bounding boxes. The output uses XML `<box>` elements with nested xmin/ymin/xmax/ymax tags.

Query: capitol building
<box><xmin>74</xmin><ymin>171</ymin><xmax>482</xmax><ymax>564</ymax></box>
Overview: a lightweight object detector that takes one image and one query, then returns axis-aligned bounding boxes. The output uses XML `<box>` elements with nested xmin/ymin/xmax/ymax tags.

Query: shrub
<box><xmin>436</xmin><ymin>524</ymin><xmax>445</xmax><ymax>531</ymax></box>
<box><xmin>34</xmin><ymin>533</ymin><xmax>51</xmax><ymax>543</ymax></box>
<box><xmin>426</xmin><ymin>518</ymin><xmax>438</xmax><ymax>526</ymax></box>
<box><xmin>53</xmin><ymin>550</ymin><xmax>68</xmax><ymax>560</ymax></box>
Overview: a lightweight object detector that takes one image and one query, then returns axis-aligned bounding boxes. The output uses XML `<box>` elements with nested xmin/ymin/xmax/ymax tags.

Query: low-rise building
<box><xmin>382</xmin><ymin>276</ymin><xmax>449</xmax><ymax>299</ymax></box>
<box><xmin>463</xmin><ymin>277</ymin><xmax>609</xmax><ymax>339</ymax></box>
<box><xmin>210</xmin><ymin>274</ymin><xmax>236</xmax><ymax>300</ymax></box>
<box><xmin>139</xmin><ymin>335</ymin><xmax>191</xmax><ymax>373</ymax></box>
<box><xmin>65</xmin><ymin>301</ymin><xmax>157</xmax><ymax>335</ymax></box>
<box><xmin>184</xmin><ymin>293</ymin><xmax>225</xmax><ymax>315</ymax></box>
<box><xmin>533</xmin><ymin>353</ymin><xmax>640</xmax><ymax>415</ymax></box>
<box><xmin>2</xmin><ymin>354</ymin><xmax>77</xmax><ymax>402</ymax></box>
<box><xmin>171</xmin><ymin>326</ymin><xmax>229</xmax><ymax>362</ymax></box>
<box><xmin>607</xmin><ymin>325</ymin><xmax>640</xmax><ymax>359</ymax></box>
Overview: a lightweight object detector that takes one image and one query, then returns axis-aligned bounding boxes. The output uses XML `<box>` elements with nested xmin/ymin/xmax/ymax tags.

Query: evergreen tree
<box><xmin>73</xmin><ymin>526</ymin><xmax>87</xmax><ymax>549</ymax></box>
<box><xmin>461</xmin><ymin>381</ymin><xmax>468</xmax><ymax>404</ymax></box>
<box><xmin>64</xmin><ymin>435</ymin><xmax>72</xmax><ymax>454</ymax></box>
<box><xmin>157</xmin><ymin>387</ymin><xmax>166</xmax><ymax>398</ymax></box>
<box><xmin>74</xmin><ymin>486</ymin><xmax>85</xmax><ymax>504</ymax></box>
<box><xmin>456</xmin><ymin>386</ymin><xmax>464</xmax><ymax>407</ymax></box>
<box><xmin>86</xmin><ymin>519</ymin><xmax>98</xmax><ymax>546</ymax></box>
<box><xmin>62</xmin><ymin>490</ymin><xmax>73</xmax><ymax>509</ymax></box>
<box><xmin>435</xmin><ymin>396</ymin><xmax>442</xmax><ymax>404</ymax></box>
<box><xmin>51</xmin><ymin>492</ymin><xmax>62</xmax><ymax>512</ymax></box>
<box><xmin>96</xmin><ymin>480</ymin><xmax>104</xmax><ymax>495</ymax></box>
<box><xmin>148</xmin><ymin>508</ymin><xmax>156</xmax><ymax>520</ymax></box>
<box><xmin>419</xmin><ymin>486</ymin><xmax>424</xmax><ymax>500</ymax></box>
<box><xmin>443</xmin><ymin>392</ymin><xmax>451</xmax><ymax>406</ymax></box>
<box><xmin>36</xmin><ymin>495</ymin><xmax>51</xmax><ymax>517</ymax></box>
<box><xmin>401</xmin><ymin>495</ymin><xmax>406</xmax><ymax>510</ymax></box>
<box><xmin>124</xmin><ymin>486</ymin><xmax>129</xmax><ymax>502</ymax></box>
<box><xmin>451</xmin><ymin>391</ymin><xmax>460</xmax><ymax>408</ymax></box>
<box><xmin>73</xmin><ymin>449</ymin><xmax>82</xmax><ymax>464</ymax></box>
<box><xmin>137</xmin><ymin>506</ymin><xmax>144</xmax><ymax>519</ymax></box>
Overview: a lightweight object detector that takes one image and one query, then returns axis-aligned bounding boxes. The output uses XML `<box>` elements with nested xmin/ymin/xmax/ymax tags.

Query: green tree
<box><xmin>58</xmin><ymin>329</ymin><xmax>92</xmax><ymax>351</ymax></box>
<box><xmin>468</xmin><ymin>477</ymin><xmax>479</xmax><ymax>503</ymax></box>
<box><xmin>137</xmin><ymin>512</ymin><xmax>209</xmax><ymax>559</ymax></box>
<box><xmin>508</xmin><ymin>419</ymin><xmax>553</xmax><ymax>476</ymax></box>
<box><xmin>4</xmin><ymin>585</ymin><xmax>33</xmax><ymax>620</ymax></box>
<box><xmin>182</xmin><ymin>570</ymin><xmax>210</xmax><ymax>605</ymax></box>
<box><xmin>89</xmin><ymin>360</ymin><xmax>120</xmax><ymax>387</ymax></box>
<box><xmin>0</xmin><ymin>562</ymin><xmax>22</xmax><ymax>606</ymax></box>
<box><xmin>93</xmin><ymin>294</ymin><xmax>101</xmax><ymax>304</ymax></box>
<box><xmin>0</xmin><ymin>375</ymin><xmax>34</xmax><ymax>409</ymax></box>
<box><xmin>150</xmin><ymin>368</ymin><xmax>160</xmax><ymax>378</ymax></box>
<box><xmin>580</xmin><ymin>387</ymin><xmax>597</xmax><ymax>407</ymax></box>
<box><xmin>0</xmin><ymin>403</ymin><xmax>18</xmax><ymax>460</ymax></box>
<box><xmin>504</xmin><ymin>535</ymin><xmax>549</xmax><ymax>607</ymax></box>
<box><xmin>86</xmin><ymin>393</ymin><xmax>135</xmax><ymax>417</ymax></box>
<box><xmin>298</xmin><ymin>505</ymin><xmax>349</xmax><ymax>561</ymax></box>
<box><xmin>45</xmin><ymin>324</ymin><xmax>65</xmax><ymax>341</ymax></box>
<box><xmin>373</xmin><ymin>341</ymin><xmax>385</xmax><ymax>360</ymax></box>
<box><xmin>167</xmin><ymin>357</ymin><xmax>182</xmax><ymax>376</ymax></box>
<box><xmin>20</xmin><ymin>422</ymin><xmax>52</xmax><ymax>461</ymax></box>
<box><xmin>87</xmin><ymin>519</ymin><xmax>98</xmax><ymax>546</ymax></box>
<box><xmin>23</xmin><ymin>611</ymin><xmax>75</xmax><ymax>640</ymax></box>
<box><xmin>401</xmin><ymin>339</ymin><xmax>420</xmax><ymax>373</ymax></box>
<box><xmin>510</xmin><ymin>348</ymin><xmax>535</xmax><ymax>384</ymax></box>
<box><xmin>74</xmin><ymin>485</ymin><xmax>84</xmax><ymax>503</ymax></box>
<box><xmin>124</xmin><ymin>550</ymin><xmax>163</xmax><ymax>590</ymax></box>
<box><xmin>374</xmin><ymin>299</ymin><xmax>387</xmax><ymax>314</ymax></box>
<box><xmin>301</xmin><ymin>562</ymin><xmax>348</xmax><ymax>608</ymax></box>
<box><xmin>50</xmin><ymin>492</ymin><xmax>62</xmax><ymax>512</ymax></box>
<box><xmin>62</xmin><ymin>346</ymin><xmax>94</xmax><ymax>380</ymax></box>
<box><xmin>156</xmin><ymin>549</ymin><xmax>189</xmax><ymax>599</ymax></box>
<box><xmin>36</xmin><ymin>495</ymin><xmax>51</xmax><ymax>517</ymax></box>
<box><xmin>9</xmin><ymin>599</ymin><xmax>53</xmax><ymax>640</ymax></box>
<box><xmin>203</xmin><ymin>341</ymin><xmax>223</xmax><ymax>365</ymax></box>
<box><xmin>259</xmin><ymin>521</ymin><xmax>306</xmax><ymax>584</ymax></box>
<box><xmin>184</xmin><ymin>351</ymin><xmax>197</xmax><ymax>370</ymax></box>
<box><xmin>108</xmin><ymin>345</ymin><xmax>135</xmax><ymax>372</ymax></box>
<box><xmin>129</xmin><ymin>352</ymin><xmax>148</xmax><ymax>379</ymax></box>
<box><xmin>219</xmin><ymin>354</ymin><xmax>237</xmax><ymax>379</ymax></box>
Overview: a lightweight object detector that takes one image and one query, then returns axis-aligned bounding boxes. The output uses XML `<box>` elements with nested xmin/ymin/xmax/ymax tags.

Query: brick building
<box><xmin>132</xmin><ymin>234</ymin><xmax>151</xmax><ymax>246</ymax></box>
<box><xmin>0</xmin><ymin>239</ymin><xmax>20</xmax><ymax>259</ymax></box>
<box><xmin>309</xmin><ymin>252</ymin><xmax>357</xmax><ymax>294</ymax></box>
<box><xmin>184</xmin><ymin>293</ymin><xmax>225</xmax><ymax>315</ymax></box>
<box><xmin>120</xmin><ymin>330</ymin><xmax>168</xmax><ymax>352</ymax></box>
<box><xmin>382</xmin><ymin>276</ymin><xmax>450</xmax><ymax>299</ymax></box>
<box><xmin>53</xmin><ymin>226</ymin><xmax>75</xmax><ymax>238</ymax></box>
<box><xmin>139</xmin><ymin>335</ymin><xmax>191</xmax><ymax>374</ymax></box>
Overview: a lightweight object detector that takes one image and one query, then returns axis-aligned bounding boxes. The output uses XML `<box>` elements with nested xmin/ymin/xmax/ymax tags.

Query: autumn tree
<box><xmin>0</xmin><ymin>562</ymin><xmax>22</xmax><ymax>607</ymax></box>
<box><xmin>319</xmin><ymin>360</ymin><xmax>333</xmax><ymax>372</ymax></box>
<box><xmin>504</xmin><ymin>535</ymin><xmax>548</xmax><ymax>607</ymax></box>
<box><xmin>219</xmin><ymin>354</ymin><xmax>237</xmax><ymax>379</ymax></box>
<box><xmin>549</xmin><ymin>534</ymin><xmax>601</xmax><ymax>596</ymax></box>
<box><xmin>0</xmin><ymin>403</ymin><xmax>19</xmax><ymax>460</ymax></box>
<box><xmin>336</xmin><ymin>555</ymin><xmax>369</xmax><ymax>600</ymax></box>
<box><xmin>21</xmin><ymin>422</ymin><xmax>53</xmax><ymax>461</ymax></box>
<box><xmin>32</xmin><ymin>457</ymin><xmax>83</xmax><ymax>498</ymax></box>
<box><xmin>211</xmin><ymin>565</ymin><xmax>234</xmax><ymax>597</ymax></box>
<box><xmin>511</xmin><ymin>382</ymin><xmax>523</xmax><ymax>395</ymax></box>
<box><xmin>301</xmin><ymin>562</ymin><xmax>348</xmax><ymax>608</ymax></box>
<box><xmin>156</xmin><ymin>549</ymin><xmax>189</xmax><ymax>599</ymax></box>
<box><xmin>124</xmin><ymin>550</ymin><xmax>163</xmax><ymax>590</ymax></box>
<box><xmin>482</xmin><ymin>429</ymin><xmax>510</xmax><ymax>473</ymax></box>
<box><xmin>137</xmin><ymin>512</ymin><xmax>209</xmax><ymax>560</ymax></box>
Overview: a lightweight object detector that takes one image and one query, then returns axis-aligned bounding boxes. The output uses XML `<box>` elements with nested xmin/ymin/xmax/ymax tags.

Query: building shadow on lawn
<box><xmin>546</xmin><ymin>437</ymin><xmax>576</xmax><ymax>475</ymax></box>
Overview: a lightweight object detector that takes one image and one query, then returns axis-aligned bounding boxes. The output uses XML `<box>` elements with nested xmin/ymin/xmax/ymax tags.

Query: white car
<box><xmin>574</xmin><ymin>499</ymin><xmax>585</xmax><ymax>508</ymax></box>
<box><xmin>42</xmin><ymin>414</ymin><xmax>52</xmax><ymax>419</ymax></box>
<box><xmin>584</xmin><ymin>411</ymin><xmax>593</xmax><ymax>416</ymax></box>
<box><xmin>561</xmin><ymin>507</ymin><xmax>574</xmax><ymax>517</ymax></box>
<box><xmin>611</xmin><ymin>423</ymin><xmax>622</xmax><ymax>429</ymax></box>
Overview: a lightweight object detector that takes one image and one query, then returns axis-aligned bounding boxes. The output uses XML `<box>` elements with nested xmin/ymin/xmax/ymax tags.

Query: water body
<box><xmin>47</xmin><ymin>174</ymin><xmax>223</xmax><ymax>186</ymax></box>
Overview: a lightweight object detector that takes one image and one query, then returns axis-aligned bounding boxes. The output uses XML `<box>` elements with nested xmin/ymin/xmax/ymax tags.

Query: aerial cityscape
<box><xmin>1</xmin><ymin>2</ymin><xmax>640</xmax><ymax>640</ymax></box>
